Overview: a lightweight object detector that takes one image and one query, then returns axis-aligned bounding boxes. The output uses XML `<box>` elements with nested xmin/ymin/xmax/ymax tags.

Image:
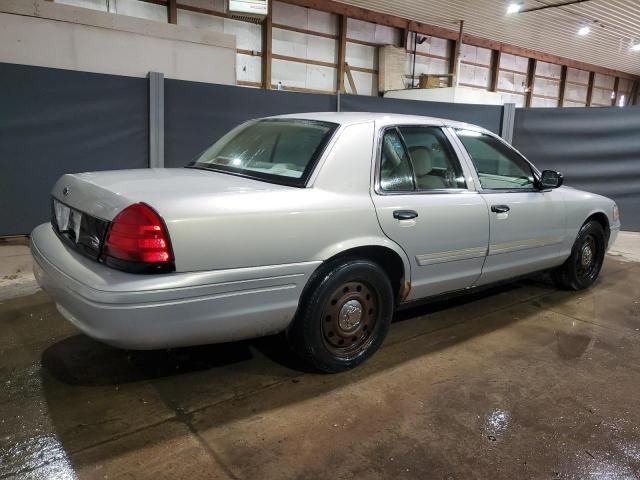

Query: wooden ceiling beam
<box><xmin>278</xmin><ymin>0</ymin><xmax>638</xmax><ymax>81</ymax></box>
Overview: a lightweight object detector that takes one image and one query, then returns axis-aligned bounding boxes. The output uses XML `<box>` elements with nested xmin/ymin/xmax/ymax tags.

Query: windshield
<box><xmin>188</xmin><ymin>119</ymin><xmax>338</xmax><ymax>187</ymax></box>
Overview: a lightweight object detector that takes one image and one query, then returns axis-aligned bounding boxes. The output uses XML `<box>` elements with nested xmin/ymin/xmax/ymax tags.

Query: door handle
<box><xmin>393</xmin><ymin>210</ymin><xmax>418</xmax><ymax>220</ymax></box>
<box><xmin>491</xmin><ymin>205</ymin><xmax>510</xmax><ymax>214</ymax></box>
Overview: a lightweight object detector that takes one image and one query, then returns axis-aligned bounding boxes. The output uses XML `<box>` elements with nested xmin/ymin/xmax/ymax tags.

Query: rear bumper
<box><xmin>31</xmin><ymin>223</ymin><xmax>319</xmax><ymax>349</ymax></box>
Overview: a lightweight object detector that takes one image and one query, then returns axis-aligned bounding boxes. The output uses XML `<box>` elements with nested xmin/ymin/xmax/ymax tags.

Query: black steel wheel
<box><xmin>552</xmin><ymin>220</ymin><xmax>605</xmax><ymax>291</ymax></box>
<box><xmin>287</xmin><ymin>257</ymin><xmax>394</xmax><ymax>373</ymax></box>
<box><xmin>321</xmin><ymin>281</ymin><xmax>378</xmax><ymax>358</ymax></box>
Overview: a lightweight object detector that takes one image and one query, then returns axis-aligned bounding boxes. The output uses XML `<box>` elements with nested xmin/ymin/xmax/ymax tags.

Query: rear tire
<box><xmin>551</xmin><ymin>220</ymin><xmax>605</xmax><ymax>291</ymax></box>
<box><xmin>287</xmin><ymin>257</ymin><xmax>394</xmax><ymax>373</ymax></box>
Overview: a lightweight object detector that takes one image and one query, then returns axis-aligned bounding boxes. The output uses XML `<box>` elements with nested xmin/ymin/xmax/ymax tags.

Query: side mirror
<box><xmin>539</xmin><ymin>170</ymin><xmax>563</xmax><ymax>189</ymax></box>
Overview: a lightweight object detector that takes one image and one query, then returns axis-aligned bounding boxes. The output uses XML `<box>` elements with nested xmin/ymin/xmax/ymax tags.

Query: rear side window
<box><xmin>190</xmin><ymin>119</ymin><xmax>337</xmax><ymax>187</ymax></box>
<box><xmin>379</xmin><ymin>126</ymin><xmax>466</xmax><ymax>192</ymax></box>
<box><xmin>455</xmin><ymin>130</ymin><xmax>534</xmax><ymax>190</ymax></box>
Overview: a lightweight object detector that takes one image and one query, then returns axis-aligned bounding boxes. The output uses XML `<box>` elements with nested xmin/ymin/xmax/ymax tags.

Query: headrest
<box><xmin>409</xmin><ymin>147</ymin><xmax>433</xmax><ymax>176</ymax></box>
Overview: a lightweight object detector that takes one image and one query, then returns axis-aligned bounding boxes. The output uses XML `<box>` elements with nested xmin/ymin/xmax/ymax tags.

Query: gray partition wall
<box><xmin>0</xmin><ymin>63</ymin><xmax>148</xmax><ymax>236</ymax></box>
<box><xmin>3</xmin><ymin>61</ymin><xmax>638</xmax><ymax>236</ymax></box>
<box><xmin>513</xmin><ymin>106</ymin><xmax>640</xmax><ymax>231</ymax></box>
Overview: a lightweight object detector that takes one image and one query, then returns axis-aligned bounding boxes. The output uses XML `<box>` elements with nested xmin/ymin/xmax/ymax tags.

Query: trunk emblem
<box><xmin>62</xmin><ymin>187</ymin><xmax>70</xmax><ymax>197</ymax></box>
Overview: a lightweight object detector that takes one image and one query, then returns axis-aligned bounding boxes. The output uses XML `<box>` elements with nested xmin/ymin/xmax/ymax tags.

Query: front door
<box><xmin>371</xmin><ymin>125</ymin><xmax>490</xmax><ymax>301</ymax></box>
<box><xmin>452</xmin><ymin>129</ymin><xmax>566</xmax><ymax>285</ymax></box>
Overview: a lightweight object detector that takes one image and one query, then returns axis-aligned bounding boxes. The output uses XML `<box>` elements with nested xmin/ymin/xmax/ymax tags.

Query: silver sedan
<box><xmin>31</xmin><ymin>112</ymin><xmax>620</xmax><ymax>372</ymax></box>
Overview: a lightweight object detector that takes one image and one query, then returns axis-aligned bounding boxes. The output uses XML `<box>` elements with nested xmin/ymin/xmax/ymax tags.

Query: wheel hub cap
<box><xmin>339</xmin><ymin>300</ymin><xmax>363</xmax><ymax>331</ymax></box>
<box><xmin>581</xmin><ymin>244</ymin><xmax>593</xmax><ymax>267</ymax></box>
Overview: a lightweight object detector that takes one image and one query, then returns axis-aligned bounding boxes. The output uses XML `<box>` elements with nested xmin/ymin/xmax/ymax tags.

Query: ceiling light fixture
<box><xmin>507</xmin><ymin>3</ymin><xmax>522</xmax><ymax>14</ymax></box>
<box><xmin>631</xmin><ymin>43</ymin><xmax>640</xmax><ymax>52</ymax></box>
<box><xmin>577</xmin><ymin>25</ymin><xmax>591</xmax><ymax>36</ymax></box>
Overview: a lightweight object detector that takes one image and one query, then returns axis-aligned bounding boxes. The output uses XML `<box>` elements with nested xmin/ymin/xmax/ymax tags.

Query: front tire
<box><xmin>287</xmin><ymin>257</ymin><xmax>394</xmax><ymax>373</ymax></box>
<box><xmin>551</xmin><ymin>220</ymin><xmax>605</xmax><ymax>290</ymax></box>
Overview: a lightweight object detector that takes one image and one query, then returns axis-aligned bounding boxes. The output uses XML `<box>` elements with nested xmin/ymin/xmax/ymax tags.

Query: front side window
<box><xmin>455</xmin><ymin>130</ymin><xmax>535</xmax><ymax>190</ymax></box>
<box><xmin>189</xmin><ymin>119</ymin><xmax>337</xmax><ymax>186</ymax></box>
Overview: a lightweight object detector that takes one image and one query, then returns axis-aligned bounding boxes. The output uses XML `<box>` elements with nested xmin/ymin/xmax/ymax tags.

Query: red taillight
<box><xmin>103</xmin><ymin>203</ymin><xmax>173</xmax><ymax>268</ymax></box>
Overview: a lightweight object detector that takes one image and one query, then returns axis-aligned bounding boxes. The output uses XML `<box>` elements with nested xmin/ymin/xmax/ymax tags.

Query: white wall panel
<box><xmin>594</xmin><ymin>73</ymin><xmax>615</xmax><ymax>89</ymax></box>
<box><xmin>179</xmin><ymin>0</ymin><xmax>225</xmax><ymax>11</ymax></box>
<box><xmin>237</xmin><ymin>52</ymin><xmax>261</xmax><ymax>83</ymax></box>
<box><xmin>409</xmin><ymin>33</ymin><xmax>449</xmax><ymax>58</ymax></box>
<box><xmin>500</xmin><ymin>53</ymin><xmax>528</xmax><ymax>73</ymax></box>
<box><xmin>0</xmin><ymin>7</ymin><xmax>235</xmax><ymax>83</ymax></box>
<box><xmin>536</xmin><ymin>61</ymin><xmax>561</xmax><ymax>79</ymax></box>
<box><xmin>225</xmin><ymin>18</ymin><xmax>261</xmax><ymax>52</ymax></box>
<box><xmin>272</xmin><ymin>58</ymin><xmax>306</xmax><ymax>88</ymax></box>
<box><xmin>177</xmin><ymin>9</ymin><xmax>224</xmax><ymax>32</ymax></box>
<box><xmin>460</xmin><ymin>63</ymin><xmax>490</xmax><ymax>88</ymax></box>
<box><xmin>349</xmin><ymin>71</ymin><xmax>377</xmax><ymax>95</ymax></box>
<box><xmin>273</xmin><ymin>1</ymin><xmax>337</xmax><ymax>35</ymax></box>
<box><xmin>307</xmin><ymin>9</ymin><xmax>337</xmax><ymax>35</ymax></box>
<box><xmin>498</xmin><ymin>70</ymin><xmax>526</xmax><ymax>92</ymax></box>
<box><xmin>272</xmin><ymin>58</ymin><xmax>335</xmax><ymax>92</ymax></box>
<box><xmin>307</xmin><ymin>35</ymin><xmax>338</xmax><ymax>63</ymax></box>
<box><xmin>273</xmin><ymin>27</ymin><xmax>337</xmax><ymax>63</ymax></box>
<box><xmin>272</xmin><ymin>28</ymin><xmax>307</xmax><ymax>57</ymax></box>
<box><xmin>55</xmin><ymin>0</ymin><xmax>106</xmax><ymax>12</ymax></box>
<box><xmin>591</xmin><ymin>87</ymin><xmax>613</xmax><ymax>105</ymax></box>
<box><xmin>273</xmin><ymin>1</ymin><xmax>306</xmax><ymax>28</ymax></box>
<box><xmin>374</xmin><ymin>24</ymin><xmax>401</xmax><ymax>45</ymax></box>
<box><xmin>533</xmin><ymin>77</ymin><xmax>560</xmax><ymax>97</ymax></box>
<box><xmin>306</xmin><ymin>64</ymin><xmax>336</xmax><ymax>91</ymax></box>
<box><xmin>461</xmin><ymin>43</ymin><xmax>491</xmax><ymax>66</ymax></box>
<box><xmin>347</xmin><ymin>17</ymin><xmax>376</xmax><ymax>42</ymax></box>
<box><xmin>348</xmin><ymin>18</ymin><xmax>400</xmax><ymax>46</ymax></box>
<box><xmin>566</xmin><ymin>67</ymin><xmax>589</xmax><ymax>84</ymax></box>
<box><xmin>346</xmin><ymin>42</ymin><xmax>376</xmax><ymax>70</ymax></box>
<box><xmin>113</xmin><ymin>0</ymin><xmax>166</xmax><ymax>21</ymax></box>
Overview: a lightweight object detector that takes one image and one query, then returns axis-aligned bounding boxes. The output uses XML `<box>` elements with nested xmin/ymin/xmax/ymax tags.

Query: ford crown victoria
<box><xmin>31</xmin><ymin>113</ymin><xmax>620</xmax><ymax>372</ymax></box>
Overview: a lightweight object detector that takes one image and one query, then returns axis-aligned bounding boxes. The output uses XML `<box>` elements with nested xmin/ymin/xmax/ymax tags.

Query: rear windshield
<box><xmin>188</xmin><ymin>119</ymin><xmax>338</xmax><ymax>187</ymax></box>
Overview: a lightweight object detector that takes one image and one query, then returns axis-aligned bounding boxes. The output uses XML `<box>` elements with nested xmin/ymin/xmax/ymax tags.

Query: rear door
<box><xmin>452</xmin><ymin>128</ymin><xmax>566</xmax><ymax>285</ymax></box>
<box><xmin>371</xmin><ymin>124</ymin><xmax>490</xmax><ymax>301</ymax></box>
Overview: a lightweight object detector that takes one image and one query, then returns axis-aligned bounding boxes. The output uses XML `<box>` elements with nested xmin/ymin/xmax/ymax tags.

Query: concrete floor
<box><xmin>1</xmin><ymin>235</ymin><xmax>640</xmax><ymax>479</ymax></box>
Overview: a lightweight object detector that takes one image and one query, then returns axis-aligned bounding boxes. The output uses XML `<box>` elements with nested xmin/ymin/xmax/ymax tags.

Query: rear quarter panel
<box><xmin>164</xmin><ymin>121</ymin><xmax>409</xmax><ymax>273</ymax></box>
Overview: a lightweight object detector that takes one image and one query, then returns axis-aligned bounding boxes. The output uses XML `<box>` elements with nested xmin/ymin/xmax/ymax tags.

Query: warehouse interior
<box><xmin>1</xmin><ymin>0</ymin><xmax>640</xmax><ymax>478</ymax></box>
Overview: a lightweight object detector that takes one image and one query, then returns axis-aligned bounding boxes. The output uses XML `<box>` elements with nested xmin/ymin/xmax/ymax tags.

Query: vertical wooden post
<box><xmin>630</xmin><ymin>80</ymin><xmax>639</xmax><ymax>106</ymax></box>
<box><xmin>558</xmin><ymin>65</ymin><xmax>567</xmax><ymax>107</ymax></box>
<box><xmin>525</xmin><ymin>58</ymin><xmax>536</xmax><ymax>107</ymax></box>
<box><xmin>449</xmin><ymin>20</ymin><xmax>463</xmax><ymax>87</ymax></box>
<box><xmin>489</xmin><ymin>50</ymin><xmax>501</xmax><ymax>92</ymax></box>
<box><xmin>262</xmin><ymin>6</ymin><xmax>273</xmax><ymax>89</ymax></box>
<box><xmin>167</xmin><ymin>0</ymin><xmax>177</xmax><ymax>24</ymax></box>
<box><xmin>586</xmin><ymin>71</ymin><xmax>595</xmax><ymax>106</ymax></box>
<box><xmin>337</xmin><ymin>15</ymin><xmax>347</xmax><ymax>93</ymax></box>
<box><xmin>611</xmin><ymin>77</ymin><xmax>620</xmax><ymax>106</ymax></box>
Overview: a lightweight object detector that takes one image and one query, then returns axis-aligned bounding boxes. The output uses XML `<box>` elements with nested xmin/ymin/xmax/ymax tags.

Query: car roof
<box><xmin>267</xmin><ymin>111</ymin><xmax>489</xmax><ymax>133</ymax></box>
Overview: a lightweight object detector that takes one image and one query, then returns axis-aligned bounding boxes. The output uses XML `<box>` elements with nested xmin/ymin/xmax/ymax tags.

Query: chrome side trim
<box><xmin>416</xmin><ymin>246</ymin><xmax>487</xmax><ymax>266</ymax></box>
<box><xmin>489</xmin><ymin>236</ymin><xmax>564</xmax><ymax>255</ymax></box>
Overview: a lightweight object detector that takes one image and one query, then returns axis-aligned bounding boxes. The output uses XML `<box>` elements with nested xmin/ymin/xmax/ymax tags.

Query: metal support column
<box><xmin>500</xmin><ymin>103</ymin><xmax>516</xmax><ymax>144</ymax></box>
<box><xmin>148</xmin><ymin>72</ymin><xmax>164</xmax><ymax>168</ymax></box>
